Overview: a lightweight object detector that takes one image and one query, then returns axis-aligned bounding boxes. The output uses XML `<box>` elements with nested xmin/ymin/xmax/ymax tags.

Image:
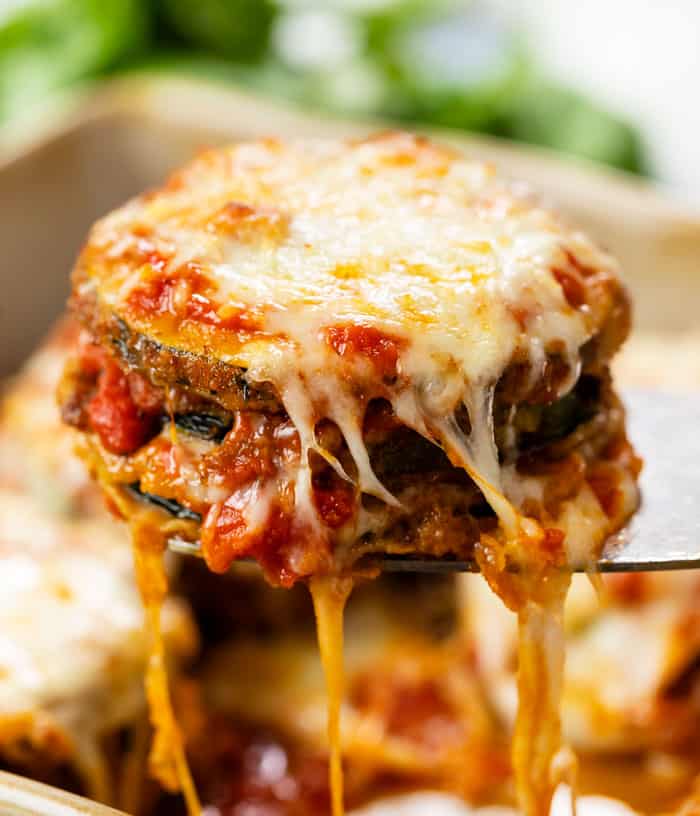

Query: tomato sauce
<box><xmin>126</xmin><ymin>264</ymin><xmax>262</xmax><ymax>334</ymax></box>
<box><xmin>81</xmin><ymin>344</ymin><xmax>163</xmax><ymax>455</ymax></box>
<box><xmin>198</xmin><ymin>414</ymin><xmax>286</xmax><ymax>490</ymax></box>
<box><xmin>325</xmin><ymin>325</ymin><xmax>403</xmax><ymax>380</ymax></box>
<box><xmin>195</xmin><ymin>413</ymin><xmax>345</xmax><ymax>585</ymax></box>
<box><xmin>201</xmin><ymin>486</ymin><xmax>332</xmax><ymax>587</ymax></box>
<box><xmin>312</xmin><ymin>477</ymin><xmax>356</xmax><ymax>530</ymax></box>
<box><xmin>191</xmin><ymin>718</ymin><xmax>330</xmax><ymax>816</ymax></box>
<box><xmin>202</xmin><ymin>498</ymin><xmax>301</xmax><ymax>586</ymax></box>
<box><xmin>541</xmin><ymin>527</ymin><xmax>566</xmax><ymax>558</ymax></box>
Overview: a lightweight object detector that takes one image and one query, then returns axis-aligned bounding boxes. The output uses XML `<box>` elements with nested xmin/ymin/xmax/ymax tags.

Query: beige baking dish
<box><xmin>0</xmin><ymin>772</ymin><xmax>126</xmax><ymax>816</ymax></box>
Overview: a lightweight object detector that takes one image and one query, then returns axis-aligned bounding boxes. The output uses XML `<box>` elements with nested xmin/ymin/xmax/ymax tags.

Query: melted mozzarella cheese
<box><xmin>310</xmin><ymin>576</ymin><xmax>354</xmax><ymax>816</ymax></box>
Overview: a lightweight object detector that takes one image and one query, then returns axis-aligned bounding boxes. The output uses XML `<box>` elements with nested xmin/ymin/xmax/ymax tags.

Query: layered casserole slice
<box><xmin>58</xmin><ymin>132</ymin><xmax>640</xmax><ymax>816</ymax></box>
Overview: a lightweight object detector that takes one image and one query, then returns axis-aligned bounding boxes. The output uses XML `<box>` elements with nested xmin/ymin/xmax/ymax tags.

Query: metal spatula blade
<box><xmin>168</xmin><ymin>391</ymin><xmax>700</xmax><ymax>574</ymax></box>
<box><xmin>596</xmin><ymin>389</ymin><xmax>700</xmax><ymax>571</ymax></box>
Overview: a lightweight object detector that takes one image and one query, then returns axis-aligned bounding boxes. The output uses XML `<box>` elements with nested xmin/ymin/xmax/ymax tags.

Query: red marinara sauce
<box><xmin>199</xmin><ymin>414</ymin><xmax>354</xmax><ymax>585</ymax></box>
<box><xmin>324</xmin><ymin>325</ymin><xmax>403</xmax><ymax>380</ymax></box>
<box><xmin>126</xmin><ymin>263</ymin><xmax>262</xmax><ymax>334</ymax></box>
<box><xmin>194</xmin><ymin>717</ymin><xmax>330</xmax><ymax>816</ymax></box>
<box><xmin>80</xmin><ymin>343</ymin><xmax>163</xmax><ymax>455</ymax></box>
<box><xmin>312</xmin><ymin>478</ymin><xmax>356</xmax><ymax>530</ymax></box>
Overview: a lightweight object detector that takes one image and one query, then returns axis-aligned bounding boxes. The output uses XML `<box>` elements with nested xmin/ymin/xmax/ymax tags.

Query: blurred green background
<box><xmin>0</xmin><ymin>0</ymin><xmax>646</xmax><ymax>174</ymax></box>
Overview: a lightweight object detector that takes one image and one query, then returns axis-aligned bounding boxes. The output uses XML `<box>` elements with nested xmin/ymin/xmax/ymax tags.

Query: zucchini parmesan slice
<box><xmin>59</xmin><ymin>132</ymin><xmax>640</xmax><ymax>816</ymax></box>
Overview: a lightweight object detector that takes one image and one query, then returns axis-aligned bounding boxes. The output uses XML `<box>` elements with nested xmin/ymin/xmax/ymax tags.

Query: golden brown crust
<box><xmin>71</xmin><ymin>133</ymin><xmax>629</xmax><ymax>393</ymax></box>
